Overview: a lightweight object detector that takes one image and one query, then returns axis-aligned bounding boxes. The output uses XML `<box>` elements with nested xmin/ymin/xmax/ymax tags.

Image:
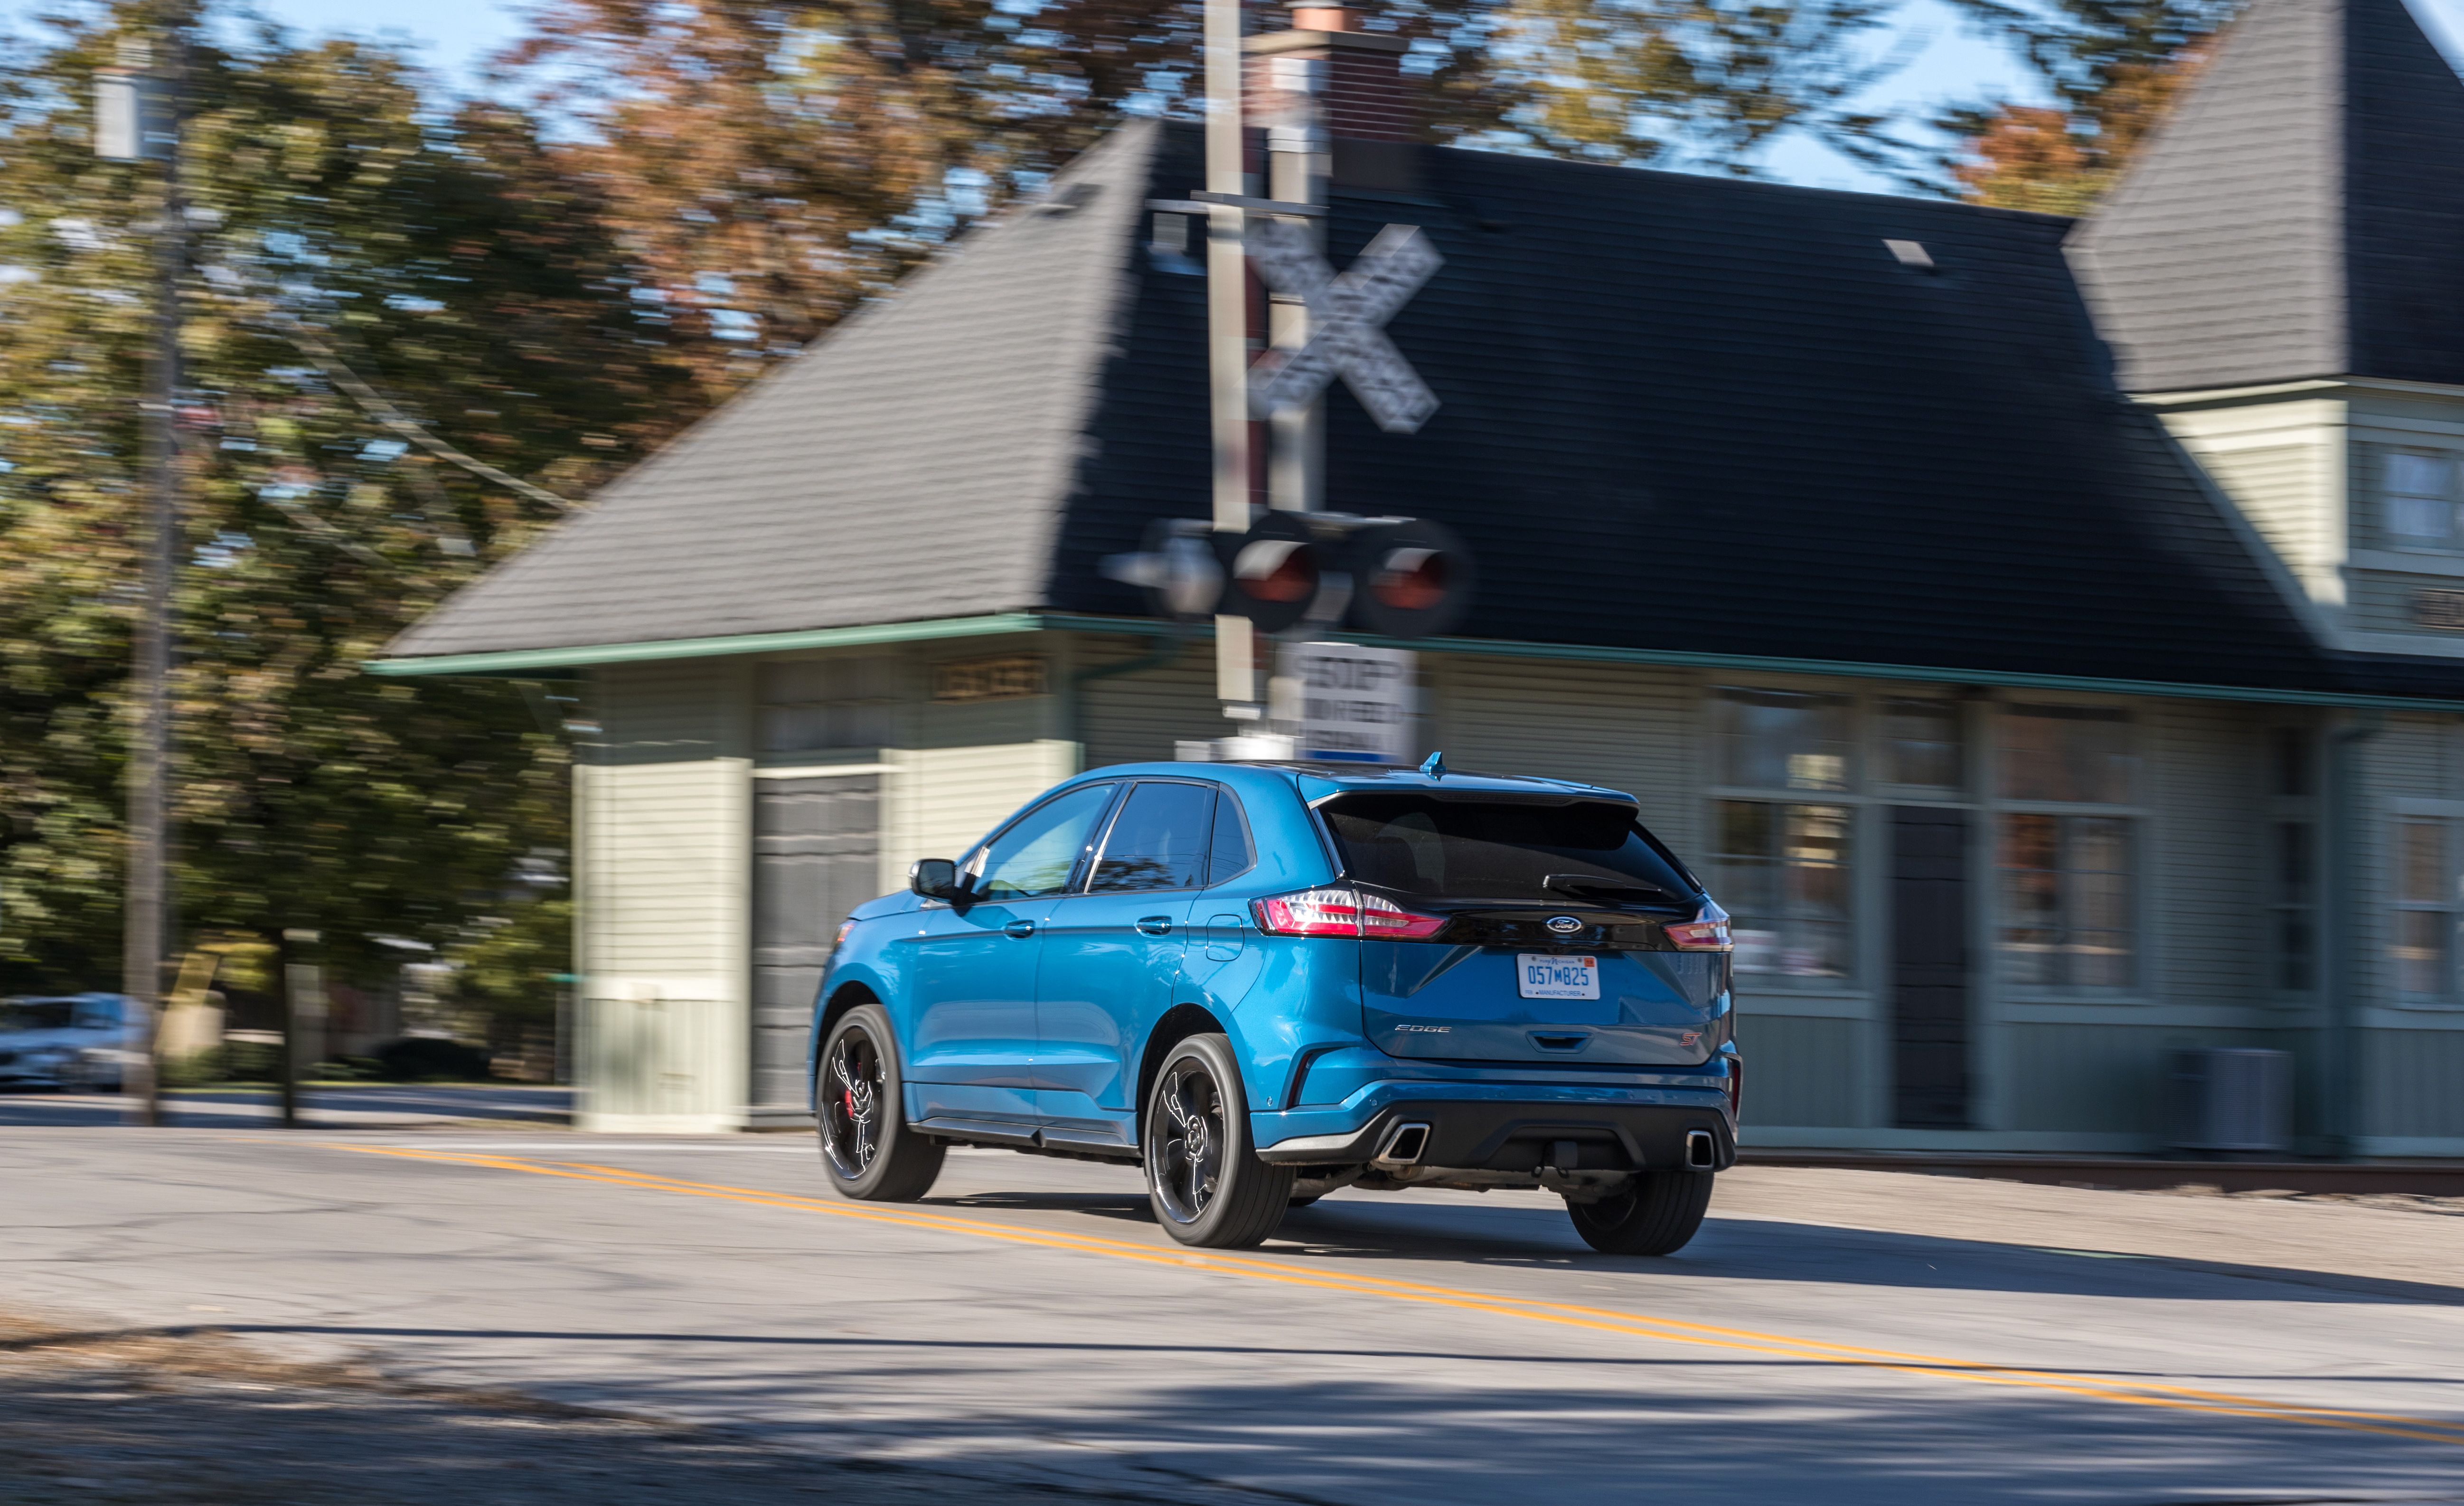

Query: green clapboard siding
<box><xmin>2364</xmin><ymin>1027</ymin><xmax>2464</xmax><ymax>1138</ymax></box>
<box><xmin>1734</xmin><ymin>1014</ymin><xmax>1863</xmax><ymax>1127</ymax></box>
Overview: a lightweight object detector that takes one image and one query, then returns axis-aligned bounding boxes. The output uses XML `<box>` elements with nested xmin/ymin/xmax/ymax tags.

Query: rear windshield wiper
<box><xmin>1543</xmin><ymin>873</ymin><xmax>1686</xmax><ymax>906</ymax></box>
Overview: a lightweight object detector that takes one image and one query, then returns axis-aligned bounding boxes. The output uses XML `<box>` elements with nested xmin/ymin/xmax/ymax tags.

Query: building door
<box><xmin>751</xmin><ymin>774</ymin><xmax>881</xmax><ymax>1125</ymax></box>
<box><xmin>1890</xmin><ymin>805</ymin><xmax>1971</xmax><ymax>1128</ymax></box>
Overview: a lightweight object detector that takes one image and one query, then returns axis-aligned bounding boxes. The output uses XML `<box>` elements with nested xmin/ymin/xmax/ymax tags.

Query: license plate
<box><xmin>1517</xmin><ymin>953</ymin><xmax>1599</xmax><ymax>1000</ymax></box>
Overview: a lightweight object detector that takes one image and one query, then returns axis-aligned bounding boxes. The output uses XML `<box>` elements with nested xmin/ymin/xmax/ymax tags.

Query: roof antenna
<box><xmin>1419</xmin><ymin>750</ymin><xmax>1446</xmax><ymax>779</ymax></box>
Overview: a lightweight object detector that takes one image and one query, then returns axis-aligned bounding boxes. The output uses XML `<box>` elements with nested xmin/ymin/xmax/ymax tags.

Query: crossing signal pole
<box><xmin>1151</xmin><ymin>0</ymin><xmax>1461</xmax><ymax>758</ymax></box>
<box><xmin>1203</xmin><ymin>0</ymin><xmax>1256</xmax><ymax>720</ymax></box>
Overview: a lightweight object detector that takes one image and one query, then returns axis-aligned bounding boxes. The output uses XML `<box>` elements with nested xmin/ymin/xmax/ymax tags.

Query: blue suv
<box><xmin>809</xmin><ymin>760</ymin><xmax>1739</xmax><ymax>1252</ymax></box>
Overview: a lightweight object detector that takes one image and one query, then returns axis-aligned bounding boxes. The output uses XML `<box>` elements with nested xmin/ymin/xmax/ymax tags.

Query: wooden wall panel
<box><xmin>1733</xmin><ymin>1015</ymin><xmax>1862</xmax><ymax>1129</ymax></box>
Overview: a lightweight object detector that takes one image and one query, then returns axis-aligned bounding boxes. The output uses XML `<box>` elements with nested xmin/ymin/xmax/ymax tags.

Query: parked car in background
<box><xmin>809</xmin><ymin>761</ymin><xmax>1739</xmax><ymax>1252</ymax></box>
<box><xmin>0</xmin><ymin>994</ymin><xmax>133</xmax><ymax>1090</ymax></box>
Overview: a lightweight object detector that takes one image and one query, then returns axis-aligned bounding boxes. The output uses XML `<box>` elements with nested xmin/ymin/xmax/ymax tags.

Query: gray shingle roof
<box><xmin>385</xmin><ymin>121</ymin><xmax>1158</xmax><ymax>659</ymax></box>
<box><xmin>383</xmin><ymin>115</ymin><xmax>2464</xmax><ymax>702</ymax></box>
<box><xmin>2069</xmin><ymin>0</ymin><xmax>2464</xmax><ymax>393</ymax></box>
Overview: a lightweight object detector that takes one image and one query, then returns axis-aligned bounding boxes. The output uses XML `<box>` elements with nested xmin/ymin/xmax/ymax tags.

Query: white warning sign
<box><xmin>1285</xmin><ymin>641</ymin><xmax>1415</xmax><ymax>765</ymax></box>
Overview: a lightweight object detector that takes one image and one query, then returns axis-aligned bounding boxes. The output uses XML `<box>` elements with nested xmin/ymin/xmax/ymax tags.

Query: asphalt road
<box><xmin>7</xmin><ymin>1127</ymin><xmax>2463</xmax><ymax>1505</ymax></box>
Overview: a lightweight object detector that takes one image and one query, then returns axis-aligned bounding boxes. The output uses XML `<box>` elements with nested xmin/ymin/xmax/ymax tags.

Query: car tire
<box><xmin>1143</xmin><ymin>1033</ymin><xmax>1293</xmax><ymax>1249</ymax></box>
<box><xmin>817</xmin><ymin>1003</ymin><xmax>945</xmax><ymax>1203</ymax></box>
<box><xmin>1565</xmin><ymin>1168</ymin><xmax>1714</xmax><ymax>1256</ymax></box>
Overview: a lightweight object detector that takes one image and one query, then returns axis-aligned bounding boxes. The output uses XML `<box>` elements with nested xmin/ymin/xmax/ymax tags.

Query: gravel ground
<box><xmin>0</xmin><ymin>1318</ymin><xmax>1154</xmax><ymax>1506</ymax></box>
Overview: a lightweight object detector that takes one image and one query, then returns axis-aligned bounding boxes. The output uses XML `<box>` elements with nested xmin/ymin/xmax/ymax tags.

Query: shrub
<box><xmin>374</xmin><ymin>1036</ymin><xmax>494</xmax><ymax>1082</ymax></box>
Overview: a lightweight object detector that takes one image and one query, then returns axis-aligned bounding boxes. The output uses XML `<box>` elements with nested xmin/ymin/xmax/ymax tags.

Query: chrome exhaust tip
<box><xmin>1684</xmin><ymin>1128</ymin><xmax>1717</xmax><ymax>1170</ymax></box>
<box><xmin>1373</xmin><ymin>1121</ymin><xmax>1432</xmax><ymax>1167</ymax></box>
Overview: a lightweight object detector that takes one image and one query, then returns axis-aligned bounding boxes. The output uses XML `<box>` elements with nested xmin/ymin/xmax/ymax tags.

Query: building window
<box><xmin>1711</xmin><ymin>688</ymin><xmax>1855</xmax><ymax>982</ymax></box>
<box><xmin>2271</xmin><ymin>726</ymin><xmax>2314</xmax><ymax>798</ymax></box>
<box><xmin>1713</xmin><ymin>687</ymin><xmax>1853</xmax><ymax>791</ymax></box>
<box><xmin>2271</xmin><ymin>821</ymin><xmax>2315</xmax><ymax>991</ymax></box>
<box><xmin>1881</xmin><ymin>697</ymin><xmax>1964</xmax><ymax>790</ymax></box>
<box><xmin>1713</xmin><ymin>802</ymin><xmax>1853</xmax><ymax>980</ymax></box>
<box><xmin>758</xmin><ymin>658</ymin><xmax>897</xmax><ymax>753</ymax></box>
<box><xmin>2000</xmin><ymin>703</ymin><xmax>2134</xmax><ymax>803</ymax></box>
<box><xmin>1998</xmin><ymin>814</ymin><xmax>2135</xmax><ymax>988</ymax></box>
<box><xmin>2385</xmin><ymin>451</ymin><xmax>2461</xmax><ymax>548</ymax></box>
<box><xmin>2393</xmin><ymin>818</ymin><xmax>2456</xmax><ymax>998</ymax></box>
<box><xmin>1996</xmin><ymin>705</ymin><xmax>2136</xmax><ymax>990</ymax></box>
<box><xmin>2267</xmin><ymin>728</ymin><xmax>2317</xmax><ymax>993</ymax></box>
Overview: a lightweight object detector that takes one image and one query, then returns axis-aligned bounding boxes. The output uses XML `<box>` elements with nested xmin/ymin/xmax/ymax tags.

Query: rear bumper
<box><xmin>1251</xmin><ymin>1080</ymin><xmax>1735</xmax><ymax>1172</ymax></box>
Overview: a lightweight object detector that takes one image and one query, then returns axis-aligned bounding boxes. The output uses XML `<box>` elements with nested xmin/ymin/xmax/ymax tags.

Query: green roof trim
<box><xmin>1358</xmin><ymin>631</ymin><xmax>2464</xmax><ymax>713</ymax></box>
<box><xmin>364</xmin><ymin>613</ymin><xmax>1056</xmax><ymax>677</ymax></box>
<box><xmin>367</xmin><ymin>611</ymin><xmax>2464</xmax><ymax>711</ymax></box>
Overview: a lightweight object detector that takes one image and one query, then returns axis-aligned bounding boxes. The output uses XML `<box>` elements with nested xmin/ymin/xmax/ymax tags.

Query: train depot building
<box><xmin>380</xmin><ymin>0</ymin><xmax>2464</xmax><ymax>1156</ymax></box>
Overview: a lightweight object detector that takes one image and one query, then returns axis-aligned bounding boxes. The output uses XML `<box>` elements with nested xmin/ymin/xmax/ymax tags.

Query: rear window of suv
<box><xmin>1319</xmin><ymin>794</ymin><xmax>1698</xmax><ymax>904</ymax></box>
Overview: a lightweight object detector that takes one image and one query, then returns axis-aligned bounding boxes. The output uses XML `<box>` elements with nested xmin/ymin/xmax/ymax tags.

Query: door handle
<box><xmin>1136</xmin><ymin>916</ymin><xmax>1174</xmax><ymax>936</ymax></box>
<box><xmin>1003</xmin><ymin>920</ymin><xmax>1036</xmax><ymax>939</ymax></box>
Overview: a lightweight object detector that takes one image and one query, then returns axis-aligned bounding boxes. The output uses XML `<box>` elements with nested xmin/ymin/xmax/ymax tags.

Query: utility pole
<box><xmin>96</xmin><ymin>21</ymin><xmax>186</xmax><ymax>1128</ymax></box>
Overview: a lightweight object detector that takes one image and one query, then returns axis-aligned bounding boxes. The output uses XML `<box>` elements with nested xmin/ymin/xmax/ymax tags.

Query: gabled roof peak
<box><xmin>2070</xmin><ymin>0</ymin><xmax>2464</xmax><ymax>393</ymax></box>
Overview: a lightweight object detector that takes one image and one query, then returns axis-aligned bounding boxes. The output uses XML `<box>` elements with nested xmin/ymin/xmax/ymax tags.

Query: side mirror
<box><xmin>910</xmin><ymin>857</ymin><xmax>961</xmax><ymax>900</ymax></box>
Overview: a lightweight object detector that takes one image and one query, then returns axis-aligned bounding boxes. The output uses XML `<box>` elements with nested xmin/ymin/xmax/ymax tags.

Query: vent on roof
<box><xmin>1035</xmin><ymin>181</ymin><xmax>1102</xmax><ymax>216</ymax></box>
<box><xmin>1885</xmin><ymin>239</ymin><xmax>1937</xmax><ymax>271</ymax></box>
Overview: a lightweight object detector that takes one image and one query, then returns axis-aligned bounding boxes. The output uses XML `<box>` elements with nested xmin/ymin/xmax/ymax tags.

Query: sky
<box><xmin>235</xmin><ymin>0</ymin><xmax>2040</xmax><ymax>193</ymax></box>
<box><xmin>17</xmin><ymin>0</ymin><xmax>2464</xmax><ymax>195</ymax></box>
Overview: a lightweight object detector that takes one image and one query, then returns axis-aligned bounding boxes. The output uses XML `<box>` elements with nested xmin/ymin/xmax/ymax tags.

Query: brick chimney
<box><xmin>1244</xmin><ymin>2</ymin><xmax>1417</xmax><ymax>189</ymax></box>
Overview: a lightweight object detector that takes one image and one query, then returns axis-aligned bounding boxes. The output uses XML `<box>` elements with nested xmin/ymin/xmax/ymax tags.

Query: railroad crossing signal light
<box><xmin>1217</xmin><ymin>512</ymin><xmax>1322</xmax><ymax>635</ymax></box>
<box><xmin>1347</xmin><ymin>518</ymin><xmax>1474</xmax><ymax>639</ymax></box>
<box><xmin>1103</xmin><ymin>512</ymin><xmax>1473</xmax><ymax>639</ymax></box>
<box><xmin>1103</xmin><ymin>519</ymin><xmax>1223</xmax><ymax>621</ymax></box>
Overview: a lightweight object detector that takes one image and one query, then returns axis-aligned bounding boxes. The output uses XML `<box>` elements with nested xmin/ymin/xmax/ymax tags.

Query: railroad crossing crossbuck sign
<box><xmin>1246</xmin><ymin>220</ymin><xmax>1442</xmax><ymax>435</ymax></box>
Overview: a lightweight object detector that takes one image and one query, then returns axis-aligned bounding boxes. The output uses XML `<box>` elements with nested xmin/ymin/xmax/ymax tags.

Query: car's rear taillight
<box><xmin>1252</xmin><ymin>885</ymin><xmax>1447</xmax><ymax>940</ymax></box>
<box><xmin>1664</xmin><ymin>903</ymin><xmax>1732</xmax><ymax>951</ymax></box>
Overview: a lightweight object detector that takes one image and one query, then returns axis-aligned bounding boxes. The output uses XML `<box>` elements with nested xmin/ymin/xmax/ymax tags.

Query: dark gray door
<box><xmin>751</xmin><ymin>775</ymin><xmax>880</xmax><ymax>1124</ymax></box>
<box><xmin>1890</xmin><ymin>806</ymin><xmax>1970</xmax><ymax>1128</ymax></box>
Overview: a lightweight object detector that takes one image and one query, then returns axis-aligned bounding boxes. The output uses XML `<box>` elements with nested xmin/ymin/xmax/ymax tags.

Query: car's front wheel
<box><xmin>1565</xmin><ymin>1168</ymin><xmax>1714</xmax><ymax>1255</ymax></box>
<box><xmin>817</xmin><ymin>1003</ymin><xmax>945</xmax><ymax>1202</ymax></box>
<box><xmin>1143</xmin><ymin>1034</ymin><xmax>1292</xmax><ymax>1248</ymax></box>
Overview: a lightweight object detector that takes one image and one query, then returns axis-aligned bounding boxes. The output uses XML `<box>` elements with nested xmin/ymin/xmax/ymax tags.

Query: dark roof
<box><xmin>391</xmin><ymin>117</ymin><xmax>2464</xmax><ymax>702</ymax></box>
<box><xmin>2069</xmin><ymin>0</ymin><xmax>2464</xmax><ymax>392</ymax></box>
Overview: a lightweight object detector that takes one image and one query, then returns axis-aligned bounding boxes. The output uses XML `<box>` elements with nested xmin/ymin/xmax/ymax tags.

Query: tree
<box><xmin>1470</xmin><ymin>0</ymin><xmax>1912</xmax><ymax>173</ymax></box>
<box><xmin>0</xmin><ymin>5</ymin><xmax>674</xmax><ymax>990</ymax></box>
<box><xmin>492</xmin><ymin>0</ymin><xmax>1923</xmax><ymax>401</ymax></box>
<box><xmin>1936</xmin><ymin>0</ymin><xmax>2228</xmax><ymax>211</ymax></box>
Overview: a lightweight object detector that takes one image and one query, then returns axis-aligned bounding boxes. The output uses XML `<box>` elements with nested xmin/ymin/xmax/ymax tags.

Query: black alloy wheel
<box><xmin>1142</xmin><ymin>1034</ymin><xmax>1293</xmax><ymax>1248</ymax></box>
<box><xmin>1564</xmin><ymin>1167</ymin><xmax>1714</xmax><ymax>1256</ymax></box>
<box><xmin>817</xmin><ymin>1003</ymin><xmax>944</xmax><ymax>1202</ymax></box>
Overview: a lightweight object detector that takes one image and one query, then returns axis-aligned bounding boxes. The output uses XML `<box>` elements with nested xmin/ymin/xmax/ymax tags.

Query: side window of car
<box><xmin>1087</xmin><ymin>781</ymin><xmax>1215</xmax><ymax>894</ymax></box>
<box><xmin>968</xmin><ymin>783</ymin><xmax>1118</xmax><ymax>900</ymax></box>
<box><xmin>1206</xmin><ymin>787</ymin><xmax>1256</xmax><ymax>886</ymax></box>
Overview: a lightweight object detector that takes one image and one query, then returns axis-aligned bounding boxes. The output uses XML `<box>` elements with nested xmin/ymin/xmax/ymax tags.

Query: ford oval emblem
<box><xmin>1545</xmin><ymin>915</ymin><xmax>1584</xmax><ymax>935</ymax></box>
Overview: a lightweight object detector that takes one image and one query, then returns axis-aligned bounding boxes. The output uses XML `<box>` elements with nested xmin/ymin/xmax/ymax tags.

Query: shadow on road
<box><xmin>931</xmin><ymin>1182</ymin><xmax>2464</xmax><ymax>1308</ymax></box>
<box><xmin>11</xmin><ymin>1321</ymin><xmax>2452</xmax><ymax>1506</ymax></box>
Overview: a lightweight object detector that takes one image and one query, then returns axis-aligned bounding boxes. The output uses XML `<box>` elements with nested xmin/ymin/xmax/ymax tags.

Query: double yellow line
<box><xmin>336</xmin><ymin>1143</ymin><xmax>2464</xmax><ymax>1449</ymax></box>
